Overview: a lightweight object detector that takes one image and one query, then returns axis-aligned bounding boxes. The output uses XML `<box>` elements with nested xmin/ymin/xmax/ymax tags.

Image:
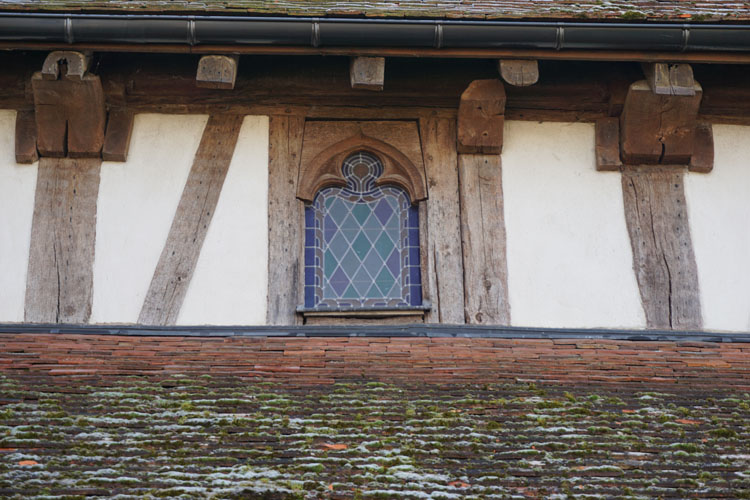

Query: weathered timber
<box><xmin>621</xmin><ymin>167</ymin><xmax>702</xmax><ymax>330</ymax></box>
<box><xmin>41</xmin><ymin>51</ymin><xmax>91</xmax><ymax>82</ymax></box>
<box><xmin>31</xmin><ymin>72</ymin><xmax>106</xmax><ymax>158</ymax></box>
<box><xmin>139</xmin><ymin>114</ymin><xmax>243</xmax><ymax>326</ymax></box>
<box><xmin>419</xmin><ymin>116</ymin><xmax>465</xmax><ymax>324</ymax></box>
<box><xmin>498</xmin><ymin>59</ymin><xmax>539</xmax><ymax>87</ymax></box>
<box><xmin>267</xmin><ymin>115</ymin><xmax>305</xmax><ymax>325</ymax></box>
<box><xmin>297</xmin><ymin>121</ymin><xmax>427</xmax><ymax>203</ymax></box>
<box><xmin>14</xmin><ymin>110</ymin><xmax>38</xmax><ymax>164</ymax></box>
<box><xmin>102</xmin><ymin>108</ymin><xmax>134</xmax><ymax>162</ymax></box>
<box><xmin>595</xmin><ymin>117</ymin><xmax>622</xmax><ymax>171</ymax></box>
<box><xmin>689</xmin><ymin>122</ymin><xmax>714</xmax><ymax>174</ymax></box>
<box><xmin>458</xmin><ymin>154</ymin><xmax>510</xmax><ymax>325</ymax></box>
<box><xmin>196</xmin><ymin>55</ymin><xmax>239</xmax><ymax>90</ymax></box>
<box><xmin>25</xmin><ymin>158</ymin><xmax>101</xmax><ymax>323</ymax></box>
<box><xmin>620</xmin><ymin>80</ymin><xmax>702</xmax><ymax>165</ymax></box>
<box><xmin>457</xmin><ymin>79</ymin><xmax>506</xmax><ymax>155</ymax></box>
<box><xmin>642</xmin><ymin>63</ymin><xmax>696</xmax><ymax>96</ymax></box>
<box><xmin>350</xmin><ymin>56</ymin><xmax>385</xmax><ymax>91</ymax></box>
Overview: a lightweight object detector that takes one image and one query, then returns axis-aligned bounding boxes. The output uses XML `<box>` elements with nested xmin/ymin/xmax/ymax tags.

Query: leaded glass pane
<box><xmin>304</xmin><ymin>151</ymin><xmax>422</xmax><ymax>309</ymax></box>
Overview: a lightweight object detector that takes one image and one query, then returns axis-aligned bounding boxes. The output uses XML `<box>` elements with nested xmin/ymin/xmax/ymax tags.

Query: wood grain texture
<box><xmin>621</xmin><ymin>167</ymin><xmax>702</xmax><ymax>330</ymax></box>
<box><xmin>297</xmin><ymin>121</ymin><xmax>427</xmax><ymax>203</ymax></box>
<box><xmin>102</xmin><ymin>108</ymin><xmax>134</xmax><ymax>162</ymax></box>
<box><xmin>350</xmin><ymin>57</ymin><xmax>385</xmax><ymax>91</ymax></box>
<box><xmin>31</xmin><ymin>73</ymin><xmax>106</xmax><ymax>158</ymax></box>
<box><xmin>457</xmin><ymin>79</ymin><xmax>506</xmax><ymax>154</ymax></box>
<box><xmin>14</xmin><ymin>110</ymin><xmax>38</xmax><ymax>164</ymax></box>
<box><xmin>499</xmin><ymin>59</ymin><xmax>539</xmax><ymax>87</ymax></box>
<box><xmin>419</xmin><ymin>116</ymin><xmax>465</xmax><ymax>324</ymax></box>
<box><xmin>688</xmin><ymin>122</ymin><xmax>714</xmax><ymax>174</ymax></box>
<box><xmin>595</xmin><ymin>117</ymin><xmax>622</xmax><ymax>172</ymax></box>
<box><xmin>642</xmin><ymin>63</ymin><xmax>696</xmax><ymax>96</ymax></box>
<box><xmin>196</xmin><ymin>55</ymin><xmax>239</xmax><ymax>90</ymax></box>
<box><xmin>267</xmin><ymin>115</ymin><xmax>305</xmax><ymax>325</ymax></box>
<box><xmin>458</xmin><ymin>154</ymin><xmax>510</xmax><ymax>325</ymax></box>
<box><xmin>138</xmin><ymin>114</ymin><xmax>243</xmax><ymax>326</ymax></box>
<box><xmin>25</xmin><ymin>158</ymin><xmax>101</xmax><ymax>323</ymax></box>
<box><xmin>620</xmin><ymin>80</ymin><xmax>702</xmax><ymax>165</ymax></box>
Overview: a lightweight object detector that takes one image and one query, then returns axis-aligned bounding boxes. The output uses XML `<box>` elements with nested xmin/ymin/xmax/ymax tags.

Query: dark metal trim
<box><xmin>0</xmin><ymin>323</ymin><xmax>747</xmax><ymax>343</ymax></box>
<box><xmin>0</xmin><ymin>13</ymin><xmax>749</xmax><ymax>52</ymax></box>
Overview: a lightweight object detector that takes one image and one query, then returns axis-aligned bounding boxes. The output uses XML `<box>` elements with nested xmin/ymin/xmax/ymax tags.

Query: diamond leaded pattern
<box><xmin>304</xmin><ymin>151</ymin><xmax>421</xmax><ymax>309</ymax></box>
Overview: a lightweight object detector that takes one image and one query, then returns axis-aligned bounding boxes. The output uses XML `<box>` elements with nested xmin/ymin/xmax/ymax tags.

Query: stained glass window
<box><xmin>304</xmin><ymin>151</ymin><xmax>422</xmax><ymax>310</ymax></box>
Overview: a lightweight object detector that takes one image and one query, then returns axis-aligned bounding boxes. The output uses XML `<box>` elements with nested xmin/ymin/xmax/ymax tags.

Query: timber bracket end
<box><xmin>457</xmin><ymin>79</ymin><xmax>506</xmax><ymax>155</ymax></box>
<box><xmin>17</xmin><ymin>51</ymin><xmax>134</xmax><ymax>164</ymax></box>
<box><xmin>596</xmin><ymin>73</ymin><xmax>713</xmax><ymax>173</ymax></box>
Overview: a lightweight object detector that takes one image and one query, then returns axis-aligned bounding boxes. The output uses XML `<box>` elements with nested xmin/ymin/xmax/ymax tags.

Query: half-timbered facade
<box><xmin>0</xmin><ymin>1</ymin><xmax>748</xmax><ymax>384</ymax></box>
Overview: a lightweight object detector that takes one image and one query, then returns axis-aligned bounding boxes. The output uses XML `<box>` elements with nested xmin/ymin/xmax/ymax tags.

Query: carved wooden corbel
<box><xmin>16</xmin><ymin>51</ymin><xmax>133</xmax><ymax>163</ymax></box>
<box><xmin>595</xmin><ymin>77</ymin><xmax>713</xmax><ymax>173</ymax></box>
<box><xmin>498</xmin><ymin>59</ymin><xmax>539</xmax><ymax>87</ymax></box>
<box><xmin>457</xmin><ymin>79</ymin><xmax>506</xmax><ymax>154</ymax></box>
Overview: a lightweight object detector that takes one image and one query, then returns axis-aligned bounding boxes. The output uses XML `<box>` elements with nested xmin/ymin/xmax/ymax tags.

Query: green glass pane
<box><xmin>374</xmin><ymin>232</ymin><xmax>395</xmax><ymax>260</ymax></box>
<box><xmin>324</xmin><ymin>249</ymin><xmax>338</xmax><ymax>277</ymax></box>
<box><xmin>375</xmin><ymin>267</ymin><xmax>396</xmax><ymax>296</ymax></box>
<box><xmin>352</xmin><ymin>232</ymin><xmax>372</xmax><ymax>260</ymax></box>
<box><xmin>342</xmin><ymin>284</ymin><xmax>359</xmax><ymax>299</ymax></box>
<box><xmin>352</xmin><ymin>203</ymin><xmax>371</xmax><ymax>225</ymax></box>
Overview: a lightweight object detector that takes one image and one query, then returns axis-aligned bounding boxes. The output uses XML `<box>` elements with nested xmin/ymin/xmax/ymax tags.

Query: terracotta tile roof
<box><xmin>0</xmin><ymin>0</ymin><xmax>749</xmax><ymax>22</ymax></box>
<box><xmin>1</xmin><ymin>373</ymin><xmax>749</xmax><ymax>498</ymax></box>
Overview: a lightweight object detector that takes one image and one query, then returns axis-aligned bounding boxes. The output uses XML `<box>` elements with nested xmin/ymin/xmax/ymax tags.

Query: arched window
<box><xmin>304</xmin><ymin>151</ymin><xmax>422</xmax><ymax>310</ymax></box>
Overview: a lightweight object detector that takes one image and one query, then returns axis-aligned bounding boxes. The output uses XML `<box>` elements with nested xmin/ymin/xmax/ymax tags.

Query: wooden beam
<box><xmin>689</xmin><ymin>122</ymin><xmax>714</xmax><ymax>174</ymax></box>
<box><xmin>350</xmin><ymin>57</ymin><xmax>385</xmax><ymax>91</ymax></box>
<box><xmin>457</xmin><ymin>79</ymin><xmax>506</xmax><ymax>154</ymax></box>
<box><xmin>32</xmin><ymin>73</ymin><xmax>106</xmax><ymax>158</ymax></box>
<box><xmin>642</xmin><ymin>63</ymin><xmax>696</xmax><ymax>96</ymax></box>
<box><xmin>14</xmin><ymin>110</ymin><xmax>38</xmax><ymax>164</ymax></box>
<box><xmin>620</xmin><ymin>80</ymin><xmax>702</xmax><ymax>165</ymax></box>
<box><xmin>621</xmin><ymin>167</ymin><xmax>702</xmax><ymax>330</ymax></box>
<box><xmin>102</xmin><ymin>108</ymin><xmax>135</xmax><ymax>162</ymax></box>
<box><xmin>196</xmin><ymin>55</ymin><xmax>239</xmax><ymax>90</ymax></box>
<box><xmin>25</xmin><ymin>158</ymin><xmax>101</xmax><ymax>323</ymax></box>
<box><xmin>458</xmin><ymin>154</ymin><xmax>510</xmax><ymax>325</ymax></box>
<box><xmin>594</xmin><ymin>117</ymin><xmax>622</xmax><ymax>172</ymax></box>
<box><xmin>498</xmin><ymin>59</ymin><xmax>539</xmax><ymax>87</ymax></box>
<box><xmin>267</xmin><ymin>115</ymin><xmax>305</xmax><ymax>325</ymax></box>
<box><xmin>139</xmin><ymin>114</ymin><xmax>243</xmax><ymax>325</ymax></box>
<box><xmin>419</xmin><ymin>116</ymin><xmax>465</xmax><ymax>324</ymax></box>
<box><xmin>41</xmin><ymin>51</ymin><xmax>91</xmax><ymax>81</ymax></box>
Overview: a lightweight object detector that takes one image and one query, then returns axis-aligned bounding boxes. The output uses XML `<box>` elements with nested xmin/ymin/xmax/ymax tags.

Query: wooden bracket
<box><xmin>350</xmin><ymin>57</ymin><xmax>385</xmax><ymax>91</ymax></box>
<box><xmin>498</xmin><ymin>59</ymin><xmax>539</xmax><ymax>87</ymax></box>
<box><xmin>32</xmin><ymin>51</ymin><xmax>106</xmax><ymax>158</ymax></box>
<box><xmin>642</xmin><ymin>63</ymin><xmax>696</xmax><ymax>96</ymax></box>
<box><xmin>15</xmin><ymin>110</ymin><xmax>38</xmax><ymax>164</ymax></box>
<box><xmin>41</xmin><ymin>51</ymin><xmax>91</xmax><ymax>82</ymax></box>
<box><xmin>595</xmin><ymin>79</ymin><xmax>713</xmax><ymax>173</ymax></box>
<box><xmin>196</xmin><ymin>55</ymin><xmax>239</xmax><ymax>90</ymax></box>
<box><xmin>457</xmin><ymin>79</ymin><xmax>506</xmax><ymax>154</ymax></box>
<box><xmin>21</xmin><ymin>51</ymin><xmax>132</xmax><ymax>162</ymax></box>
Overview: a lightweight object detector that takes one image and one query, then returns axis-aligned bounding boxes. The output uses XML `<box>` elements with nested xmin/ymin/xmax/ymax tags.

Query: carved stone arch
<box><xmin>297</xmin><ymin>131</ymin><xmax>427</xmax><ymax>204</ymax></box>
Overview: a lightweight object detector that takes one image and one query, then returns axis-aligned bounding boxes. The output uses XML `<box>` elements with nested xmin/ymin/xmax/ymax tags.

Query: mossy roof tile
<box><xmin>1</xmin><ymin>0</ymin><xmax>750</xmax><ymax>21</ymax></box>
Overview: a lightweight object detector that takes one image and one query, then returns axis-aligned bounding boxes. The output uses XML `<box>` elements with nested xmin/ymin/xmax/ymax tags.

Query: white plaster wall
<box><xmin>502</xmin><ymin>121</ymin><xmax>646</xmax><ymax>329</ymax></box>
<box><xmin>91</xmin><ymin>114</ymin><xmax>208</xmax><ymax>323</ymax></box>
<box><xmin>686</xmin><ymin>125</ymin><xmax>750</xmax><ymax>332</ymax></box>
<box><xmin>177</xmin><ymin>115</ymin><xmax>269</xmax><ymax>325</ymax></box>
<box><xmin>0</xmin><ymin>110</ymin><xmax>38</xmax><ymax>322</ymax></box>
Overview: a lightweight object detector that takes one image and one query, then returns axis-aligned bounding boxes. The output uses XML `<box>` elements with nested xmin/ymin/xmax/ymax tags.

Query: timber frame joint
<box><xmin>595</xmin><ymin>67</ymin><xmax>713</xmax><ymax>173</ymax></box>
<box><xmin>16</xmin><ymin>50</ymin><xmax>134</xmax><ymax>164</ymax></box>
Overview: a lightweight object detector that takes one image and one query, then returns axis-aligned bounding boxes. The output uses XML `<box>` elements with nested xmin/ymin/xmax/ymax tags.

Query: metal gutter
<box><xmin>0</xmin><ymin>323</ymin><xmax>748</xmax><ymax>342</ymax></box>
<box><xmin>0</xmin><ymin>13</ymin><xmax>749</xmax><ymax>52</ymax></box>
